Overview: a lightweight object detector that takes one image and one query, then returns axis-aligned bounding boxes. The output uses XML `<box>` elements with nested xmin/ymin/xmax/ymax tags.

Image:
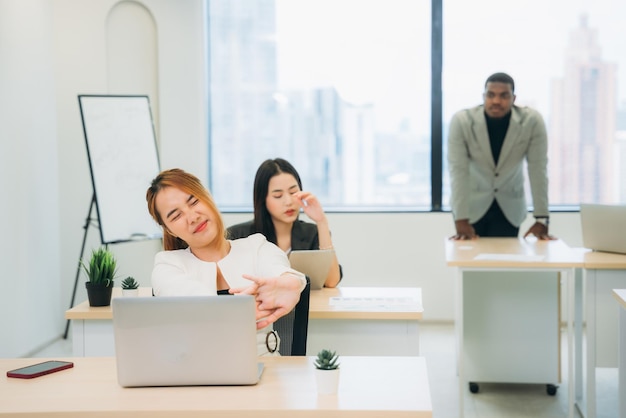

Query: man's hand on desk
<box><xmin>450</xmin><ymin>219</ymin><xmax>478</xmax><ymax>240</ymax></box>
<box><xmin>523</xmin><ymin>222</ymin><xmax>557</xmax><ymax>240</ymax></box>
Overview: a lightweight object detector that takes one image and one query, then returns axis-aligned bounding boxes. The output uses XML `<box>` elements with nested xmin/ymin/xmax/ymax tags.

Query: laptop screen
<box><xmin>580</xmin><ymin>203</ymin><xmax>626</xmax><ymax>255</ymax></box>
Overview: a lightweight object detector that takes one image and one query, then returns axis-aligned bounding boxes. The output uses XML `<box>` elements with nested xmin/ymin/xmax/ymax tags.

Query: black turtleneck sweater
<box><xmin>485</xmin><ymin>112</ymin><xmax>511</xmax><ymax>165</ymax></box>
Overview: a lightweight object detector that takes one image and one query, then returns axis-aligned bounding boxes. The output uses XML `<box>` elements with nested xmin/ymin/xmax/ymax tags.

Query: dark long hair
<box><xmin>252</xmin><ymin>158</ymin><xmax>303</xmax><ymax>244</ymax></box>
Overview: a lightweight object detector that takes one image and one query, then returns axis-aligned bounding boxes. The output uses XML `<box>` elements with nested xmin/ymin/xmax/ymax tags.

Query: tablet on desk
<box><xmin>288</xmin><ymin>249</ymin><xmax>335</xmax><ymax>290</ymax></box>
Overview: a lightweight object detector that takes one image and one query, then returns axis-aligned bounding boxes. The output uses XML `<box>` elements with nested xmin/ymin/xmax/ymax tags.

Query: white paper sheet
<box><xmin>329</xmin><ymin>297</ymin><xmax>422</xmax><ymax>311</ymax></box>
<box><xmin>474</xmin><ymin>253</ymin><xmax>545</xmax><ymax>262</ymax></box>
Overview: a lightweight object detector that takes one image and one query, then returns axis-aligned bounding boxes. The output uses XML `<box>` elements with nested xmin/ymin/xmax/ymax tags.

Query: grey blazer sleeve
<box><xmin>447</xmin><ymin>109</ymin><xmax>474</xmax><ymax>221</ymax></box>
<box><xmin>523</xmin><ymin>108</ymin><xmax>549</xmax><ymax>218</ymax></box>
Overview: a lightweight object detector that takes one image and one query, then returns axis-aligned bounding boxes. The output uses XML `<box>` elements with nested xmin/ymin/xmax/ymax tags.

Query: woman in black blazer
<box><xmin>228</xmin><ymin>158</ymin><xmax>342</xmax><ymax>288</ymax></box>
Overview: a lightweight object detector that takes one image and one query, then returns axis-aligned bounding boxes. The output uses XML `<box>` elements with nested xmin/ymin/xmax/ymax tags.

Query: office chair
<box><xmin>273</xmin><ymin>276</ymin><xmax>311</xmax><ymax>356</ymax></box>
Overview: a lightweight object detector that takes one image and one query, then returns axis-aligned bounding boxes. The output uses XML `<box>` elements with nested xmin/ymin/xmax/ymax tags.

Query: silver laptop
<box><xmin>580</xmin><ymin>203</ymin><xmax>626</xmax><ymax>254</ymax></box>
<box><xmin>112</xmin><ymin>295</ymin><xmax>262</xmax><ymax>387</ymax></box>
<box><xmin>288</xmin><ymin>249</ymin><xmax>335</xmax><ymax>290</ymax></box>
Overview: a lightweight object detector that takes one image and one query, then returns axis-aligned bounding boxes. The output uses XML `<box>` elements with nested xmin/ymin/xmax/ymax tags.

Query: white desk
<box><xmin>576</xmin><ymin>250</ymin><xmax>626</xmax><ymax>418</ymax></box>
<box><xmin>0</xmin><ymin>356</ymin><xmax>432</xmax><ymax>417</ymax></box>
<box><xmin>613</xmin><ymin>289</ymin><xmax>626</xmax><ymax>418</ymax></box>
<box><xmin>66</xmin><ymin>286</ymin><xmax>423</xmax><ymax>357</ymax></box>
<box><xmin>445</xmin><ymin>238</ymin><xmax>581</xmax><ymax>418</ymax></box>
<box><xmin>307</xmin><ymin>287</ymin><xmax>423</xmax><ymax>356</ymax></box>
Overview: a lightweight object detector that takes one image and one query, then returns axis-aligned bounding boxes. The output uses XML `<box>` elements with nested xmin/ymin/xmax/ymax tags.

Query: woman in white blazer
<box><xmin>146</xmin><ymin>168</ymin><xmax>307</xmax><ymax>356</ymax></box>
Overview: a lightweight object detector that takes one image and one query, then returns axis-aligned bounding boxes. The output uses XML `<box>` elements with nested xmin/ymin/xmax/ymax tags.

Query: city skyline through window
<box><xmin>208</xmin><ymin>0</ymin><xmax>626</xmax><ymax>211</ymax></box>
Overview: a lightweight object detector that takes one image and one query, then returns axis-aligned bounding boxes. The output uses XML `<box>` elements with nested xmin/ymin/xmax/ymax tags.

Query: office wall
<box><xmin>0</xmin><ymin>0</ymin><xmax>586</xmax><ymax>357</ymax></box>
<box><xmin>0</xmin><ymin>0</ymin><xmax>61</xmax><ymax>358</ymax></box>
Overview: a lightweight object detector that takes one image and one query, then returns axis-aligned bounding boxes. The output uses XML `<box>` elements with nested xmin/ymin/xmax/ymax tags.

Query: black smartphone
<box><xmin>6</xmin><ymin>360</ymin><xmax>74</xmax><ymax>379</ymax></box>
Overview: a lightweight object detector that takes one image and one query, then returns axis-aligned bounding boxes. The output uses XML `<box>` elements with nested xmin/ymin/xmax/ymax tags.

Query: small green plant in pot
<box><xmin>121</xmin><ymin>276</ymin><xmax>139</xmax><ymax>289</ymax></box>
<box><xmin>314</xmin><ymin>349</ymin><xmax>340</xmax><ymax>370</ymax></box>
<box><xmin>82</xmin><ymin>247</ymin><xmax>117</xmax><ymax>306</ymax></box>
<box><xmin>314</xmin><ymin>349</ymin><xmax>340</xmax><ymax>395</ymax></box>
<box><xmin>121</xmin><ymin>276</ymin><xmax>139</xmax><ymax>297</ymax></box>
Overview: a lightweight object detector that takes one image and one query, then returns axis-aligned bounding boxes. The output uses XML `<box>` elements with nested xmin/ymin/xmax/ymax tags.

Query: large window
<box><xmin>208</xmin><ymin>0</ymin><xmax>626</xmax><ymax>211</ymax></box>
<box><xmin>208</xmin><ymin>0</ymin><xmax>431</xmax><ymax>210</ymax></box>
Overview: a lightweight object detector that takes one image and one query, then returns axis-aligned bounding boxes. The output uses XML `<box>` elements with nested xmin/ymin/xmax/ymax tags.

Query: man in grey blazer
<box><xmin>447</xmin><ymin>72</ymin><xmax>555</xmax><ymax>240</ymax></box>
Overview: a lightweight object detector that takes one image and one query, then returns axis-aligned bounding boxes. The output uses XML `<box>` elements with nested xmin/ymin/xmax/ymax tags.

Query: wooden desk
<box><xmin>613</xmin><ymin>289</ymin><xmax>626</xmax><ymax>418</ymax></box>
<box><xmin>66</xmin><ymin>287</ymin><xmax>423</xmax><ymax>357</ymax></box>
<box><xmin>445</xmin><ymin>238</ymin><xmax>581</xmax><ymax>418</ymax></box>
<box><xmin>307</xmin><ymin>287</ymin><xmax>422</xmax><ymax>356</ymax></box>
<box><xmin>577</xmin><ymin>252</ymin><xmax>626</xmax><ymax>418</ymax></box>
<box><xmin>0</xmin><ymin>356</ymin><xmax>432</xmax><ymax>417</ymax></box>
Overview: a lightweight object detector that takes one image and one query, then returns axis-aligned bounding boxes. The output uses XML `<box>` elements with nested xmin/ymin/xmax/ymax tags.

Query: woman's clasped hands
<box><xmin>230</xmin><ymin>273</ymin><xmax>303</xmax><ymax>329</ymax></box>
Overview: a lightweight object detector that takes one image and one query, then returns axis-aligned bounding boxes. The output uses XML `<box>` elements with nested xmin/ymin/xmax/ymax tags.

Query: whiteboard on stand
<box><xmin>78</xmin><ymin>95</ymin><xmax>162</xmax><ymax>244</ymax></box>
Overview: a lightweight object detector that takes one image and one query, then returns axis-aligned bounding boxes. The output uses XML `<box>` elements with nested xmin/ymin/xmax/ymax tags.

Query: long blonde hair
<box><xmin>146</xmin><ymin>168</ymin><xmax>226</xmax><ymax>251</ymax></box>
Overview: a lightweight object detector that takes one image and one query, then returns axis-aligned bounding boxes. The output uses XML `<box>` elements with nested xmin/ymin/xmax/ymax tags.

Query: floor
<box><xmin>419</xmin><ymin>323</ymin><xmax>618</xmax><ymax>418</ymax></box>
<box><xmin>32</xmin><ymin>322</ymin><xmax>618</xmax><ymax>418</ymax></box>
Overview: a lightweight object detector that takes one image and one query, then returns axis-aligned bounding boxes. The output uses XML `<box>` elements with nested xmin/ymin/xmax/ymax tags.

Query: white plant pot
<box><xmin>122</xmin><ymin>288</ymin><xmax>139</xmax><ymax>297</ymax></box>
<box><xmin>315</xmin><ymin>368</ymin><xmax>340</xmax><ymax>395</ymax></box>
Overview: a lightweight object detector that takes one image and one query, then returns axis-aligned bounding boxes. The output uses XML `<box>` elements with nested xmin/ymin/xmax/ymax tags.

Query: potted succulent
<box><xmin>314</xmin><ymin>349</ymin><xmax>340</xmax><ymax>395</ymax></box>
<box><xmin>121</xmin><ymin>276</ymin><xmax>139</xmax><ymax>297</ymax></box>
<box><xmin>82</xmin><ymin>247</ymin><xmax>117</xmax><ymax>306</ymax></box>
